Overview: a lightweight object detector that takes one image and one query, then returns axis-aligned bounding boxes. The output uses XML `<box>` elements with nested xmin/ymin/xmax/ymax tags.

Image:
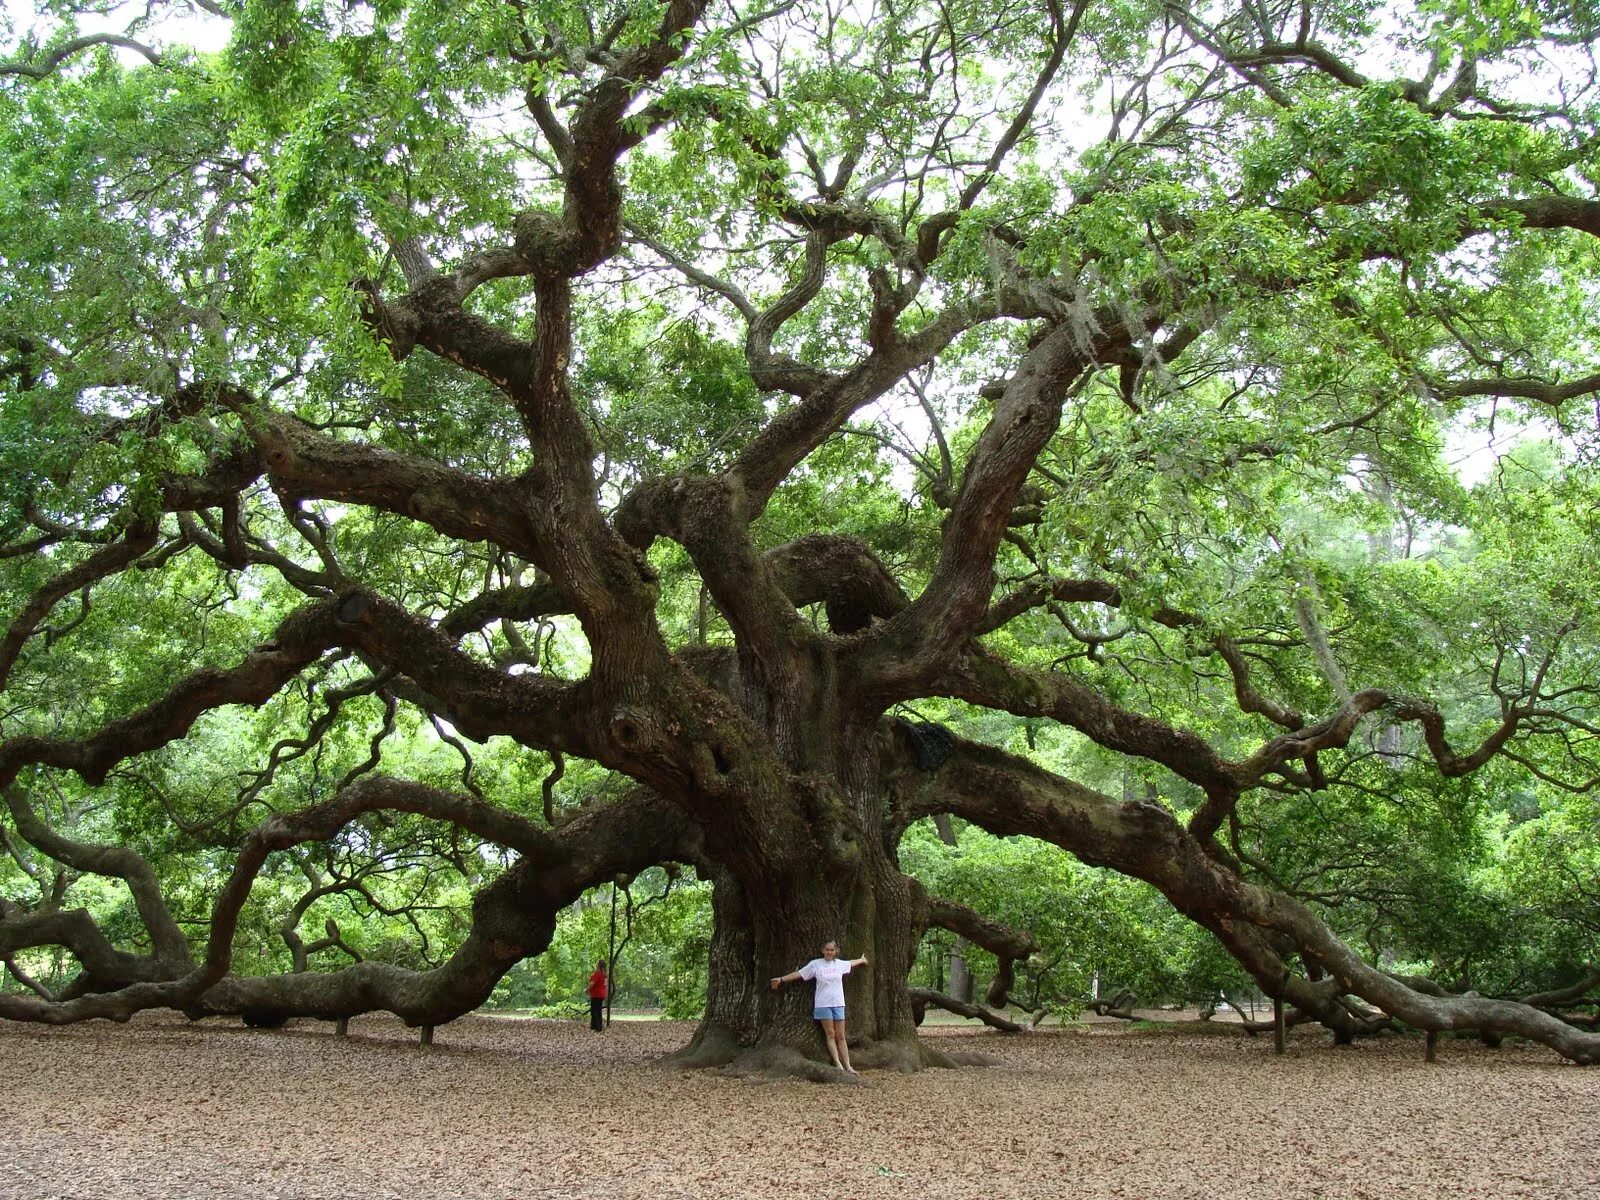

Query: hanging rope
<box><xmin>606</xmin><ymin>880</ymin><xmax>619</xmax><ymax>1029</ymax></box>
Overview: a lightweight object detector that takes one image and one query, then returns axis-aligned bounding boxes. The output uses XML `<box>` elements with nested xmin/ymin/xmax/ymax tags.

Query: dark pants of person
<box><xmin>590</xmin><ymin>996</ymin><xmax>605</xmax><ymax>1032</ymax></box>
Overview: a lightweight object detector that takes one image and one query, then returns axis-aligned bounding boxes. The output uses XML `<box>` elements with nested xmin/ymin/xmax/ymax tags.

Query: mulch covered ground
<box><xmin>1</xmin><ymin>1011</ymin><xmax>1596</xmax><ymax>1200</ymax></box>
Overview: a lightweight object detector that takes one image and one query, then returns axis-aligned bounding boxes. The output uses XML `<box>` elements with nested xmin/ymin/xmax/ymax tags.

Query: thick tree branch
<box><xmin>0</xmin><ymin>905</ymin><xmax>170</xmax><ymax>993</ymax></box>
<box><xmin>0</xmin><ymin>34</ymin><xmax>163</xmax><ymax>80</ymax></box>
<box><xmin>1524</xmin><ymin>968</ymin><xmax>1600</xmax><ymax>1009</ymax></box>
<box><xmin>1430</xmin><ymin>370</ymin><xmax>1600</xmax><ymax>406</ymax></box>
<box><xmin>924</xmin><ymin>894</ymin><xmax>1037</xmax><ymax>1009</ymax></box>
<box><xmin>980</xmin><ymin>576</ymin><xmax>1302</xmax><ymax>728</ymax></box>
<box><xmin>3</xmin><ymin>786</ymin><xmax>191</xmax><ymax>965</ymax></box>
<box><xmin>0</xmin><ymin>522</ymin><xmax>159</xmax><ymax>692</ymax></box>
<box><xmin>901</xmin><ymin>730</ymin><xmax>1600</xmax><ymax>1063</ymax></box>
<box><xmin>863</xmin><ymin>321</ymin><xmax>1110</xmax><ymax>687</ymax></box>
<box><xmin>764</xmin><ymin>534</ymin><xmax>909</xmax><ymax>634</ymax></box>
<box><xmin>1482</xmin><ymin>196</ymin><xmax>1600</xmax><ymax>238</ymax></box>
<box><xmin>0</xmin><ymin>591</ymin><xmax>591</xmax><ymax>813</ymax></box>
<box><xmin>924</xmin><ymin>896</ymin><xmax>1037</xmax><ymax>963</ymax></box>
<box><xmin>0</xmin><ymin>599</ymin><xmax>349</xmax><ymax>792</ymax></box>
<box><xmin>239</xmin><ymin>409</ymin><xmax>543</xmax><ymax>556</ymax></box>
<box><xmin>440</xmin><ymin>578</ymin><xmax>574</xmax><ymax>638</ymax></box>
<box><xmin>729</xmin><ymin>303</ymin><xmax>978</xmax><ymax>516</ymax></box>
<box><xmin>0</xmin><ymin>779</ymin><xmax>698</xmax><ymax>1026</ymax></box>
<box><xmin>909</xmin><ymin>987</ymin><xmax>1023</xmax><ymax>1032</ymax></box>
<box><xmin>616</xmin><ymin>474</ymin><xmax>809</xmax><ymax>675</ymax></box>
<box><xmin>924</xmin><ymin>645</ymin><xmax>1242</xmax><ymax>795</ymax></box>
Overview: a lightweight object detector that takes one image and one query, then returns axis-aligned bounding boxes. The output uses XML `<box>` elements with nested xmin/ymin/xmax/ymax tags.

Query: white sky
<box><xmin>1</xmin><ymin>0</ymin><xmax>231</xmax><ymax>57</ymax></box>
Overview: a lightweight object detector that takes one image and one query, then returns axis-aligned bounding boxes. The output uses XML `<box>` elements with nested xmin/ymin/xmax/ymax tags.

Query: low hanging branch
<box><xmin>901</xmin><ymin>729</ymin><xmax>1600</xmax><ymax>1064</ymax></box>
<box><xmin>3</xmin><ymin>785</ymin><xmax>191</xmax><ymax>966</ymax></box>
<box><xmin>909</xmin><ymin>987</ymin><xmax>1024</xmax><ymax>1032</ymax></box>
<box><xmin>0</xmin><ymin>776</ymin><xmax>699</xmax><ymax>1027</ymax></box>
<box><xmin>1523</xmin><ymin>968</ymin><xmax>1600</xmax><ymax>1010</ymax></box>
<box><xmin>923</xmin><ymin>895</ymin><xmax>1039</xmax><ymax>1011</ymax></box>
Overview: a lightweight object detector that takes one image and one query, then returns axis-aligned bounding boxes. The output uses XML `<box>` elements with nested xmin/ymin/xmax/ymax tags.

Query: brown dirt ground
<box><xmin>1</xmin><ymin>1011</ymin><xmax>1597</xmax><ymax>1200</ymax></box>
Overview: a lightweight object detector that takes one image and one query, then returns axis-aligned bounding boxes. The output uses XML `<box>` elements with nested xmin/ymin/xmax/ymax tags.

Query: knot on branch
<box><xmin>766</xmin><ymin>534</ymin><xmax>908</xmax><ymax>633</ymax></box>
<box><xmin>512</xmin><ymin>210</ymin><xmax>582</xmax><ymax>276</ymax></box>
<box><xmin>335</xmin><ymin>591</ymin><xmax>374</xmax><ymax>626</ymax></box>
<box><xmin>352</xmin><ymin>279</ymin><xmax>420</xmax><ymax>361</ymax></box>
<box><xmin>895</xmin><ymin>718</ymin><xmax>955</xmax><ymax>771</ymax></box>
<box><xmin>614</xmin><ymin>475</ymin><xmax>701</xmax><ymax>551</ymax></box>
<box><xmin>609</xmin><ymin>705</ymin><xmax>663</xmax><ymax>755</ymax></box>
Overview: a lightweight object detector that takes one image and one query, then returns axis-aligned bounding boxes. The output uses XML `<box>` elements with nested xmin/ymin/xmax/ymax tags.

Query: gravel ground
<box><xmin>2</xmin><ymin>1012</ymin><xmax>1597</xmax><ymax>1200</ymax></box>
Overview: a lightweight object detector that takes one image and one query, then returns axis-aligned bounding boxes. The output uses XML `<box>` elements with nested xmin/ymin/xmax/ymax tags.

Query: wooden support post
<box><xmin>420</xmin><ymin>1024</ymin><xmax>434</xmax><ymax>1047</ymax></box>
<box><xmin>335</xmin><ymin>1017</ymin><xmax>349</xmax><ymax>1038</ymax></box>
<box><xmin>1425</xmin><ymin>1029</ymin><xmax>1437</xmax><ymax>1063</ymax></box>
<box><xmin>1273</xmin><ymin>996</ymin><xmax>1286</xmax><ymax>1055</ymax></box>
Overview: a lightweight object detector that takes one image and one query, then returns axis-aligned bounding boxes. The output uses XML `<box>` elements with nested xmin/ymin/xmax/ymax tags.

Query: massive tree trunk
<box><xmin>661</xmin><ymin>702</ymin><xmax>937</xmax><ymax>1075</ymax></box>
<box><xmin>669</xmin><ymin>852</ymin><xmax>930</xmax><ymax>1077</ymax></box>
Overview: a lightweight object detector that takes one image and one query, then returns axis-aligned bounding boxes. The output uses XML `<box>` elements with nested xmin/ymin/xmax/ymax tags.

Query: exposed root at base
<box><xmin>654</xmin><ymin>1025</ymin><xmax>1000</xmax><ymax>1080</ymax></box>
<box><xmin>654</xmin><ymin>1022</ymin><xmax>746</xmax><ymax>1071</ymax></box>
<box><xmin>723</xmin><ymin>1044</ymin><xmax>868</xmax><ymax>1083</ymax></box>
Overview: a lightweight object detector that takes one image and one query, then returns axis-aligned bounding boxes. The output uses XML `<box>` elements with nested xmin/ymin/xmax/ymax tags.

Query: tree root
<box><xmin>654</xmin><ymin>1021</ymin><xmax>747</xmax><ymax>1070</ymax></box>
<box><xmin>655</xmin><ymin>1023</ymin><xmax>998</xmax><ymax>1078</ymax></box>
<box><xmin>723</xmin><ymin>1044</ymin><xmax>867</xmax><ymax>1083</ymax></box>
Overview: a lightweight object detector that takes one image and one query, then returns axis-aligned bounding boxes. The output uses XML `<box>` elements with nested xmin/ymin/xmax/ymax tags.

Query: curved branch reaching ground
<box><xmin>0</xmin><ymin>777</ymin><xmax>699</xmax><ymax>1027</ymax></box>
<box><xmin>5</xmin><ymin>0</ymin><xmax>1598</xmax><ymax>1078</ymax></box>
<box><xmin>3</xmin><ymin>953</ymin><xmax>55</xmax><ymax>1000</ymax></box>
<box><xmin>0</xmin><ymin>904</ymin><xmax>173</xmax><ymax>997</ymax></box>
<box><xmin>923</xmin><ymin>894</ymin><xmax>1039</xmax><ymax>1009</ymax></box>
<box><xmin>923</xmin><ymin>896</ymin><xmax>1037</xmax><ymax>965</ymax></box>
<box><xmin>1524</xmin><ymin>968</ymin><xmax>1600</xmax><ymax>1010</ymax></box>
<box><xmin>898</xmin><ymin>728</ymin><xmax>1600</xmax><ymax>1064</ymax></box>
<box><xmin>908</xmin><ymin>987</ymin><xmax>1024</xmax><ymax>1032</ymax></box>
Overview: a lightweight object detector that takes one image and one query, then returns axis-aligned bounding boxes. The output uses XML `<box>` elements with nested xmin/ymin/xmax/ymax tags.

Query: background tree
<box><xmin>2</xmin><ymin>0</ymin><xmax>1599</xmax><ymax>1075</ymax></box>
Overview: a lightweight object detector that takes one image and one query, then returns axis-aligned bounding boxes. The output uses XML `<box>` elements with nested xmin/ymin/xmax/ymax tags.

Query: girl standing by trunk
<box><xmin>770</xmin><ymin>941</ymin><xmax>868</xmax><ymax>1073</ymax></box>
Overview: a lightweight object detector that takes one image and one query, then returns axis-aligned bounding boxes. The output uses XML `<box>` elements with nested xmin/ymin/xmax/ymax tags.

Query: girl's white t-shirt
<box><xmin>798</xmin><ymin>958</ymin><xmax>852</xmax><ymax>1008</ymax></box>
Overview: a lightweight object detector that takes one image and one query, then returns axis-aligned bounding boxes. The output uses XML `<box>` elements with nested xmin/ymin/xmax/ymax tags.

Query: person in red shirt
<box><xmin>587</xmin><ymin>959</ymin><xmax>608</xmax><ymax>1032</ymax></box>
